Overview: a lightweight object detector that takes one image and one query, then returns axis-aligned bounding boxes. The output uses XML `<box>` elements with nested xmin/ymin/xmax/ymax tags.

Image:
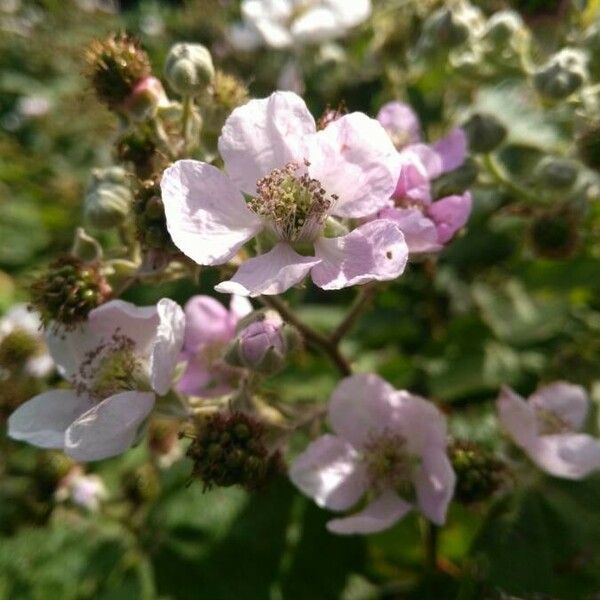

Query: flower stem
<box><xmin>423</xmin><ymin>519</ymin><xmax>439</xmax><ymax>575</ymax></box>
<box><xmin>330</xmin><ymin>284</ymin><xmax>376</xmax><ymax>345</ymax></box>
<box><xmin>259</xmin><ymin>294</ymin><xmax>352</xmax><ymax>377</ymax></box>
<box><xmin>181</xmin><ymin>95</ymin><xmax>193</xmax><ymax>154</ymax></box>
<box><xmin>481</xmin><ymin>153</ymin><xmax>537</xmax><ymax>204</ymax></box>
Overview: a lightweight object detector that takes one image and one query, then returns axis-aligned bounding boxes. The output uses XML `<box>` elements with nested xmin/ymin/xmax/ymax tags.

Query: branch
<box><xmin>330</xmin><ymin>284</ymin><xmax>376</xmax><ymax>345</ymax></box>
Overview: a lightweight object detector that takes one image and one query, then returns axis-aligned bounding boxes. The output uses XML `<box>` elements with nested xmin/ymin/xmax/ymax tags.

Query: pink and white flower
<box><xmin>55</xmin><ymin>466</ymin><xmax>108</xmax><ymax>511</ymax></box>
<box><xmin>162</xmin><ymin>91</ymin><xmax>408</xmax><ymax>297</ymax></box>
<box><xmin>177</xmin><ymin>295</ymin><xmax>252</xmax><ymax>398</ymax></box>
<box><xmin>290</xmin><ymin>373</ymin><xmax>455</xmax><ymax>534</ymax></box>
<box><xmin>497</xmin><ymin>383</ymin><xmax>600</xmax><ymax>480</ymax></box>
<box><xmin>230</xmin><ymin>0</ymin><xmax>372</xmax><ymax>51</ymax></box>
<box><xmin>376</xmin><ymin>102</ymin><xmax>472</xmax><ymax>255</ymax></box>
<box><xmin>8</xmin><ymin>299</ymin><xmax>185</xmax><ymax>462</ymax></box>
<box><xmin>0</xmin><ymin>303</ymin><xmax>54</xmax><ymax>377</ymax></box>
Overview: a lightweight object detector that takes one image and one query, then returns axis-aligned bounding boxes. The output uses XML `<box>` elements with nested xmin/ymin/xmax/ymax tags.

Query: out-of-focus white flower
<box><xmin>17</xmin><ymin>95</ymin><xmax>50</xmax><ymax>118</ymax></box>
<box><xmin>55</xmin><ymin>466</ymin><xmax>107</xmax><ymax>511</ymax></box>
<box><xmin>0</xmin><ymin>304</ymin><xmax>53</xmax><ymax>378</ymax></box>
<box><xmin>497</xmin><ymin>383</ymin><xmax>600</xmax><ymax>480</ymax></box>
<box><xmin>230</xmin><ymin>0</ymin><xmax>372</xmax><ymax>51</ymax></box>
<box><xmin>8</xmin><ymin>299</ymin><xmax>185</xmax><ymax>462</ymax></box>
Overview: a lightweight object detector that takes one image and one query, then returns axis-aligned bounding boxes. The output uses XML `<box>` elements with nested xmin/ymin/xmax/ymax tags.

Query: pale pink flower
<box><xmin>8</xmin><ymin>299</ymin><xmax>185</xmax><ymax>462</ymax></box>
<box><xmin>376</xmin><ymin>101</ymin><xmax>422</xmax><ymax>150</ymax></box>
<box><xmin>55</xmin><ymin>466</ymin><xmax>108</xmax><ymax>511</ymax></box>
<box><xmin>162</xmin><ymin>91</ymin><xmax>408</xmax><ymax>297</ymax></box>
<box><xmin>177</xmin><ymin>295</ymin><xmax>252</xmax><ymax>398</ymax></box>
<box><xmin>497</xmin><ymin>383</ymin><xmax>600</xmax><ymax>480</ymax></box>
<box><xmin>230</xmin><ymin>0</ymin><xmax>372</xmax><ymax>51</ymax></box>
<box><xmin>290</xmin><ymin>374</ymin><xmax>455</xmax><ymax>534</ymax></box>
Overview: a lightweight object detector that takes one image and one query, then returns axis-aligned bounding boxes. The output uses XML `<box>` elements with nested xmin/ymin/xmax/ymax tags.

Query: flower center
<box><xmin>248</xmin><ymin>162</ymin><xmax>336</xmax><ymax>243</ymax></box>
<box><xmin>362</xmin><ymin>432</ymin><xmax>418</xmax><ymax>495</ymax></box>
<box><xmin>535</xmin><ymin>408</ymin><xmax>572</xmax><ymax>435</ymax></box>
<box><xmin>77</xmin><ymin>331</ymin><xmax>146</xmax><ymax>400</ymax></box>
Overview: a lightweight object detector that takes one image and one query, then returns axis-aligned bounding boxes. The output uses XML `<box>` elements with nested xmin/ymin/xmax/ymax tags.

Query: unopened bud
<box><xmin>462</xmin><ymin>113</ymin><xmax>507</xmax><ymax>154</ymax></box>
<box><xmin>449</xmin><ymin>440</ymin><xmax>506</xmax><ymax>504</ymax></box>
<box><xmin>164</xmin><ymin>43</ymin><xmax>214</xmax><ymax>96</ymax></box>
<box><xmin>530</xmin><ymin>209</ymin><xmax>579</xmax><ymax>259</ymax></box>
<box><xmin>534</xmin><ymin>157</ymin><xmax>578</xmax><ymax>190</ymax></box>
<box><xmin>187</xmin><ymin>411</ymin><xmax>282</xmax><ymax>491</ymax></box>
<box><xmin>431</xmin><ymin>158</ymin><xmax>478</xmax><ymax>199</ymax></box>
<box><xmin>84</xmin><ymin>166</ymin><xmax>133</xmax><ymax>230</ymax></box>
<box><xmin>72</xmin><ymin>227</ymin><xmax>103</xmax><ymax>262</ymax></box>
<box><xmin>576</xmin><ymin>121</ymin><xmax>600</xmax><ymax>171</ymax></box>
<box><xmin>533</xmin><ymin>48</ymin><xmax>588</xmax><ymax>101</ymax></box>
<box><xmin>29</xmin><ymin>255</ymin><xmax>111</xmax><ymax>330</ymax></box>
<box><xmin>202</xmin><ymin>70</ymin><xmax>249</xmax><ymax>139</ymax></box>
<box><xmin>116</xmin><ymin>130</ymin><xmax>160</xmax><ymax>179</ymax></box>
<box><xmin>133</xmin><ymin>178</ymin><xmax>176</xmax><ymax>252</ymax></box>
<box><xmin>122</xmin><ymin>76</ymin><xmax>167</xmax><ymax>121</ymax></box>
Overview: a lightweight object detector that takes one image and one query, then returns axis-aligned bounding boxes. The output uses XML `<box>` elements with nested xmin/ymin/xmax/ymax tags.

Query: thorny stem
<box><xmin>259</xmin><ymin>294</ymin><xmax>352</xmax><ymax>377</ymax></box>
<box><xmin>330</xmin><ymin>284</ymin><xmax>376</xmax><ymax>345</ymax></box>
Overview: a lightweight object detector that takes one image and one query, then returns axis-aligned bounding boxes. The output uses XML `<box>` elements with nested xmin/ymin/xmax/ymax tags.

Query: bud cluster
<box><xmin>133</xmin><ymin>178</ymin><xmax>175</xmax><ymax>252</ymax></box>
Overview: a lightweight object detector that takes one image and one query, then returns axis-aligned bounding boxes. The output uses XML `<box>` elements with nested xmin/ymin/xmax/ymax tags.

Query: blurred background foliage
<box><xmin>1</xmin><ymin>0</ymin><xmax>600</xmax><ymax>598</ymax></box>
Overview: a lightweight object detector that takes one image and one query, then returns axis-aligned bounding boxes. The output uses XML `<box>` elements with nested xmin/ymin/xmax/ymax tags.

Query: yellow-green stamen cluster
<box><xmin>362</xmin><ymin>432</ymin><xmax>417</xmax><ymax>495</ymax></box>
<box><xmin>30</xmin><ymin>256</ymin><xmax>111</xmax><ymax>331</ymax></box>
<box><xmin>249</xmin><ymin>162</ymin><xmax>336</xmax><ymax>243</ymax></box>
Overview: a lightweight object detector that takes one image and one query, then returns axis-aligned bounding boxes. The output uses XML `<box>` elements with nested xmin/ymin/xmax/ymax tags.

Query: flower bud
<box><xmin>164</xmin><ymin>43</ymin><xmax>215</xmax><ymax>96</ymax></box>
<box><xmin>29</xmin><ymin>255</ymin><xmax>112</xmax><ymax>330</ymax></box>
<box><xmin>533</xmin><ymin>48</ymin><xmax>588</xmax><ymax>100</ymax></box>
<box><xmin>122</xmin><ymin>463</ymin><xmax>160</xmax><ymax>505</ymax></box>
<box><xmin>480</xmin><ymin>10</ymin><xmax>529</xmax><ymax>73</ymax></box>
<box><xmin>85</xmin><ymin>33</ymin><xmax>152</xmax><ymax>112</ymax></box>
<box><xmin>187</xmin><ymin>411</ymin><xmax>282</xmax><ymax>492</ymax></box>
<box><xmin>133</xmin><ymin>178</ymin><xmax>175</xmax><ymax>252</ymax></box>
<box><xmin>431</xmin><ymin>158</ymin><xmax>478</xmax><ymax>200</ymax></box>
<box><xmin>116</xmin><ymin>129</ymin><xmax>160</xmax><ymax>179</ymax></box>
<box><xmin>534</xmin><ymin>157</ymin><xmax>578</xmax><ymax>190</ymax></box>
<box><xmin>530</xmin><ymin>209</ymin><xmax>579</xmax><ymax>259</ymax></box>
<box><xmin>576</xmin><ymin>121</ymin><xmax>600</xmax><ymax>170</ymax></box>
<box><xmin>122</xmin><ymin>76</ymin><xmax>167</xmax><ymax>122</ymax></box>
<box><xmin>202</xmin><ymin>70</ymin><xmax>249</xmax><ymax>139</ymax></box>
<box><xmin>84</xmin><ymin>166</ymin><xmax>133</xmax><ymax>230</ymax></box>
<box><xmin>462</xmin><ymin>113</ymin><xmax>507</xmax><ymax>154</ymax></box>
<box><xmin>449</xmin><ymin>440</ymin><xmax>506</xmax><ymax>504</ymax></box>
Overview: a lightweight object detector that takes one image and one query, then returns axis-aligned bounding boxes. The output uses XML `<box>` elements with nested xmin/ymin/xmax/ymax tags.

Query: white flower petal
<box><xmin>291</xmin><ymin>7</ymin><xmax>339</xmax><ymax>44</ymax></box>
<box><xmin>311</xmin><ymin>220</ymin><xmax>408</xmax><ymax>290</ymax></box>
<box><xmin>379</xmin><ymin>207</ymin><xmax>441</xmax><ymax>255</ymax></box>
<box><xmin>325</xmin><ymin>0</ymin><xmax>371</xmax><ymax>27</ymax></box>
<box><xmin>162</xmin><ymin>160</ymin><xmax>262</xmax><ymax>265</ymax></box>
<box><xmin>414</xmin><ymin>449</ymin><xmax>455</xmax><ymax>525</ymax></box>
<box><xmin>65</xmin><ymin>391</ymin><xmax>155</xmax><ymax>462</ymax></box>
<box><xmin>529</xmin><ymin>434</ymin><xmax>600</xmax><ymax>480</ymax></box>
<box><xmin>289</xmin><ymin>434</ymin><xmax>367</xmax><ymax>510</ymax></box>
<box><xmin>327</xmin><ymin>489</ymin><xmax>412</xmax><ymax>535</ymax></box>
<box><xmin>529</xmin><ymin>382</ymin><xmax>589</xmax><ymax>431</ymax></box>
<box><xmin>328</xmin><ymin>373</ymin><xmax>398</xmax><ymax>447</ymax></box>
<box><xmin>215</xmin><ymin>242</ymin><xmax>320</xmax><ymax>297</ymax></box>
<box><xmin>308</xmin><ymin>113</ymin><xmax>398</xmax><ymax>218</ymax></box>
<box><xmin>496</xmin><ymin>385</ymin><xmax>538</xmax><ymax>449</ymax></box>
<box><xmin>46</xmin><ymin>325</ymin><xmax>102</xmax><ymax>381</ymax></box>
<box><xmin>219</xmin><ymin>92</ymin><xmax>316</xmax><ymax>194</ymax></box>
<box><xmin>8</xmin><ymin>390</ymin><xmax>93</xmax><ymax>449</ymax></box>
<box><xmin>150</xmin><ymin>299</ymin><xmax>186</xmax><ymax>396</ymax></box>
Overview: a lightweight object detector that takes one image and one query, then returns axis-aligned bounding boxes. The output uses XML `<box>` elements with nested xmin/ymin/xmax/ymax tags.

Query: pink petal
<box><xmin>414</xmin><ymin>449</ymin><xmax>456</xmax><ymax>525</ymax></box>
<box><xmin>161</xmin><ymin>160</ymin><xmax>262</xmax><ymax>265</ymax></box>
<box><xmin>529</xmin><ymin>382</ymin><xmax>589</xmax><ymax>431</ymax></box>
<box><xmin>328</xmin><ymin>373</ymin><xmax>398</xmax><ymax>447</ymax></box>
<box><xmin>432</xmin><ymin>128</ymin><xmax>467</xmax><ymax>174</ymax></box>
<box><xmin>409</xmin><ymin>144</ymin><xmax>443</xmax><ymax>183</ymax></box>
<box><xmin>176</xmin><ymin>357</ymin><xmax>234</xmax><ymax>398</ymax></box>
<box><xmin>289</xmin><ymin>434</ymin><xmax>367</xmax><ymax>510</ymax></box>
<box><xmin>150</xmin><ymin>298</ymin><xmax>186</xmax><ymax>396</ymax></box>
<box><xmin>311</xmin><ymin>220</ymin><xmax>408</xmax><ymax>290</ymax></box>
<box><xmin>65</xmin><ymin>391</ymin><xmax>155</xmax><ymax>462</ymax></box>
<box><xmin>392</xmin><ymin>148</ymin><xmax>432</xmax><ymax>204</ymax></box>
<box><xmin>182</xmin><ymin>296</ymin><xmax>235</xmax><ymax>353</ymax></box>
<box><xmin>427</xmin><ymin>192</ymin><xmax>472</xmax><ymax>245</ymax></box>
<box><xmin>215</xmin><ymin>242</ymin><xmax>320</xmax><ymax>297</ymax></box>
<box><xmin>8</xmin><ymin>390</ymin><xmax>93</xmax><ymax>449</ymax></box>
<box><xmin>218</xmin><ymin>92</ymin><xmax>316</xmax><ymax>194</ymax></box>
<box><xmin>379</xmin><ymin>207</ymin><xmax>441</xmax><ymax>254</ymax></box>
<box><xmin>327</xmin><ymin>490</ymin><xmax>412</xmax><ymax>535</ymax></box>
<box><xmin>529</xmin><ymin>433</ymin><xmax>600</xmax><ymax>480</ymax></box>
<box><xmin>307</xmin><ymin>113</ymin><xmax>398</xmax><ymax>218</ymax></box>
<box><xmin>376</xmin><ymin>101</ymin><xmax>422</xmax><ymax>147</ymax></box>
<box><xmin>497</xmin><ymin>386</ymin><xmax>538</xmax><ymax>449</ymax></box>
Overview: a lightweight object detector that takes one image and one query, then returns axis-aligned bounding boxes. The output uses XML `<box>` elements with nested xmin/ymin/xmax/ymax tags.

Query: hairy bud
<box><xmin>462</xmin><ymin>113</ymin><xmax>507</xmax><ymax>154</ymax></box>
<box><xmin>449</xmin><ymin>440</ymin><xmax>506</xmax><ymax>504</ymax></box>
<box><xmin>432</xmin><ymin>158</ymin><xmax>478</xmax><ymax>200</ymax></box>
<box><xmin>533</xmin><ymin>48</ymin><xmax>588</xmax><ymax>100</ymax></box>
<box><xmin>164</xmin><ymin>43</ymin><xmax>215</xmax><ymax>96</ymax></box>
<box><xmin>30</xmin><ymin>256</ymin><xmax>111</xmax><ymax>330</ymax></box>
<box><xmin>122</xmin><ymin>76</ymin><xmax>167</xmax><ymax>122</ymax></box>
<box><xmin>84</xmin><ymin>166</ymin><xmax>133</xmax><ymax>230</ymax></box>
<box><xmin>133</xmin><ymin>178</ymin><xmax>175</xmax><ymax>252</ymax></box>
<box><xmin>530</xmin><ymin>209</ymin><xmax>579</xmax><ymax>259</ymax></box>
<box><xmin>116</xmin><ymin>128</ymin><xmax>160</xmax><ymax>179</ymax></box>
<box><xmin>187</xmin><ymin>411</ymin><xmax>282</xmax><ymax>492</ymax></box>
<box><xmin>534</xmin><ymin>157</ymin><xmax>578</xmax><ymax>191</ymax></box>
<box><xmin>576</xmin><ymin>121</ymin><xmax>600</xmax><ymax>171</ymax></box>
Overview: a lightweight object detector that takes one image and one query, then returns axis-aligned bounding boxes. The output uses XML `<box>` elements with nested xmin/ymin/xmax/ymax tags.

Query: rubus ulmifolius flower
<box><xmin>161</xmin><ymin>91</ymin><xmax>409</xmax><ymax>297</ymax></box>
<box><xmin>8</xmin><ymin>299</ymin><xmax>185</xmax><ymax>462</ymax></box>
<box><xmin>375</xmin><ymin>101</ymin><xmax>472</xmax><ymax>256</ymax></box>
<box><xmin>497</xmin><ymin>382</ymin><xmax>600</xmax><ymax>479</ymax></box>
<box><xmin>290</xmin><ymin>374</ymin><xmax>456</xmax><ymax>535</ymax></box>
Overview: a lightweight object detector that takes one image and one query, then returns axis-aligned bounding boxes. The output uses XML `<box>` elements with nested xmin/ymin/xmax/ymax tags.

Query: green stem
<box><xmin>181</xmin><ymin>95</ymin><xmax>193</xmax><ymax>154</ymax></box>
<box><xmin>481</xmin><ymin>153</ymin><xmax>537</xmax><ymax>204</ymax></box>
<box><xmin>259</xmin><ymin>295</ymin><xmax>352</xmax><ymax>377</ymax></box>
<box><xmin>423</xmin><ymin>519</ymin><xmax>439</xmax><ymax>575</ymax></box>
